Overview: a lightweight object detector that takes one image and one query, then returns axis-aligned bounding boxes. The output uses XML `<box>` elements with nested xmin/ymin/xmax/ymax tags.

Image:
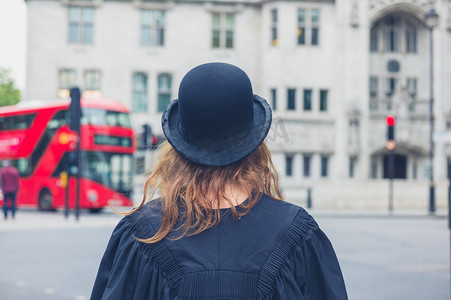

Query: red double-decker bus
<box><xmin>0</xmin><ymin>98</ymin><xmax>136</xmax><ymax>212</ymax></box>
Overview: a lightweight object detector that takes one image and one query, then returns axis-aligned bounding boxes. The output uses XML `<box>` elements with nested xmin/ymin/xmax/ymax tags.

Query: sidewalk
<box><xmin>309</xmin><ymin>208</ymin><xmax>448</xmax><ymax>219</ymax></box>
<box><xmin>1</xmin><ymin>207</ymin><xmax>448</xmax><ymax>232</ymax></box>
<box><xmin>0</xmin><ymin>210</ymin><xmax>123</xmax><ymax>232</ymax></box>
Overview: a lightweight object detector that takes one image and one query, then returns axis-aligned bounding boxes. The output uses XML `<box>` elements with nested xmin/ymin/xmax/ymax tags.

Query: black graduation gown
<box><xmin>91</xmin><ymin>194</ymin><xmax>348</xmax><ymax>300</ymax></box>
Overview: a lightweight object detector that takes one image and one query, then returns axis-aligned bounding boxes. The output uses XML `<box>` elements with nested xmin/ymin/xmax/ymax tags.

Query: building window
<box><xmin>386</xmin><ymin>78</ymin><xmax>397</xmax><ymax>97</ymax></box>
<box><xmin>383</xmin><ymin>154</ymin><xmax>407</xmax><ymax>179</ymax></box>
<box><xmin>319</xmin><ymin>89</ymin><xmax>328</xmax><ymax>112</ymax></box>
<box><xmin>311</xmin><ymin>9</ymin><xmax>320</xmax><ymax>46</ymax></box>
<box><xmin>412</xmin><ymin>160</ymin><xmax>417</xmax><ymax>180</ymax></box>
<box><xmin>157</xmin><ymin>74</ymin><xmax>172</xmax><ymax>112</ymax></box>
<box><xmin>271</xmin><ymin>9</ymin><xmax>278</xmax><ymax>46</ymax></box>
<box><xmin>383</xmin><ymin>17</ymin><xmax>400</xmax><ymax>53</ymax></box>
<box><xmin>303</xmin><ymin>89</ymin><xmax>312</xmax><ymax>111</ymax></box>
<box><xmin>303</xmin><ymin>154</ymin><xmax>311</xmax><ymax>177</ymax></box>
<box><xmin>212</xmin><ymin>13</ymin><xmax>234</xmax><ymax>49</ymax></box>
<box><xmin>406</xmin><ymin>78</ymin><xmax>417</xmax><ymax>98</ymax></box>
<box><xmin>270</xmin><ymin>88</ymin><xmax>277</xmax><ymax>111</ymax></box>
<box><xmin>405</xmin><ymin>22</ymin><xmax>417</xmax><ymax>53</ymax></box>
<box><xmin>141</xmin><ymin>10</ymin><xmax>165</xmax><ymax>46</ymax></box>
<box><xmin>132</xmin><ymin>72</ymin><xmax>148</xmax><ymax>112</ymax></box>
<box><xmin>370</xmin><ymin>26</ymin><xmax>378</xmax><ymax>52</ymax></box>
<box><xmin>372</xmin><ymin>16</ymin><xmax>418</xmax><ymax>55</ymax></box>
<box><xmin>68</xmin><ymin>6</ymin><xmax>94</xmax><ymax>44</ymax></box>
<box><xmin>297</xmin><ymin>9</ymin><xmax>320</xmax><ymax>46</ymax></box>
<box><xmin>349</xmin><ymin>156</ymin><xmax>357</xmax><ymax>178</ymax></box>
<box><xmin>287</xmin><ymin>89</ymin><xmax>296</xmax><ymax>110</ymax></box>
<box><xmin>321</xmin><ymin>155</ymin><xmax>329</xmax><ymax>177</ymax></box>
<box><xmin>370</xmin><ymin>76</ymin><xmax>378</xmax><ymax>98</ymax></box>
<box><xmin>297</xmin><ymin>9</ymin><xmax>306</xmax><ymax>45</ymax></box>
<box><xmin>58</xmin><ymin>69</ymin><xmax>76</xmax><ymax>98</ymax></box>
<box><xmin>285</xmin><ymin>154</ymin><xmax>293</xmax><ymax>177</ymax></box>
<box><xmin>84</xmin><ymin>70</ymin><xmax>101</xmax><ymax>91</ymax></box>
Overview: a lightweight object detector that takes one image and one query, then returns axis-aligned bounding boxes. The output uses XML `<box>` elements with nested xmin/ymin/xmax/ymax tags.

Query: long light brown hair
<box><xmin>124</xmin><ymin>140</ymin><xmax>284</xmax><ymax>243</ymax></box>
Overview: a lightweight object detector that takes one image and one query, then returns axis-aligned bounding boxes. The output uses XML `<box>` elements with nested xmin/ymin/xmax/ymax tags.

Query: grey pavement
<box><xmin>0</xmin><ymin>208</ymin><xmax>449</xmax><ymax>300</ymax></box>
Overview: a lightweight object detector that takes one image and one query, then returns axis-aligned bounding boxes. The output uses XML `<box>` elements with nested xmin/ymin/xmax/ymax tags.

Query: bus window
<box><xmin>48</xmin><ymin>110</ymin><xmax>67</xmax><ymax>130</ymax></box>
<box><xmin>11</xmin><ymin>158</ymin><xmax>31</xmax><ymax>177</ymax></box>
<box><xmin>81</xmin><ymin>151</ymin><xmax>133</xmax><ymax>196</ymax></box>
<box><xmin>31</xmin><ymin>110</ymin><xmax>67</xmax><ymax>173</ymax></box>
<box><xmin>0</xmin><ymin>113</ymin><xmax>37</xmax><ymax>130</ymax></box>
<box><xmin>82</xmin><ymin>108</ymin><xmax>131</xmax><ymax>128</ymax></box>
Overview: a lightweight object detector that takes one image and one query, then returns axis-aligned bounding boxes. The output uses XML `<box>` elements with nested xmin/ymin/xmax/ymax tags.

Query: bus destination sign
<box><xmin>94</xmin><ymin>135</ymin><xmax>132</xmax><ymax>147</ymax></box>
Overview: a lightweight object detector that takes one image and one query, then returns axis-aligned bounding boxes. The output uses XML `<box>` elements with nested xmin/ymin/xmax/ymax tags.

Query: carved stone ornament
<box><xmin>60</xmin><ymin>0</ymin><xmax>103</xmax><ymax>7</ymax></box>
<box><xmin>369</xmin><ymin>0</ymin><xmax>431</xmax><ymax>12</ymax></box>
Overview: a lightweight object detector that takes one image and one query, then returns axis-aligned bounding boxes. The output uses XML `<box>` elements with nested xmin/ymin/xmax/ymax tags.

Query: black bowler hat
<box><xmin>161</xmin><ymin>62</ymin><xmax>272</xmax><ymax>166</ymax></box>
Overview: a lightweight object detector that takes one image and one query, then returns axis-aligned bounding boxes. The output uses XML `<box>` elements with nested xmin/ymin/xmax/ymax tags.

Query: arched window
<box><xmin>370</xmin><ymin>26</ymin><xmax>378</xmax><ymax>52</ymax></box>
<box><xmin>405</xmin><ymin>21</ymin><xmax>417</xmax><ymax>53</ymax></box>
<box><xmin>383</xmin><ymin>17</ymin><xmax>400</xmax><ymax>53</ymax></box>
<box><xmin>370</xmin><ymin>14</ymin><xmax>418</xmax><ymax>54</ymax></box>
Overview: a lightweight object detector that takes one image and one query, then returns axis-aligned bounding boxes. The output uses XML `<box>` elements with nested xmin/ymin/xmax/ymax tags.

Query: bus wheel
<box><xmin>89</xmin><ymin>208</ymin><xmax>103</xmax><ymax>214</ymax></box>
<box><xmin>38</xmin><ymin>189</ymin><xmax>53</xmax><ymax>211</ymax></box>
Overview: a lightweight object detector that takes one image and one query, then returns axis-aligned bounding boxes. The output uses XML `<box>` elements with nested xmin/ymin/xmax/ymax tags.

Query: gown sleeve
<box><xmin>272</xmin><ymin>210</ymin><xmax>348</xmax><ymax>300</ymax></box>
<box><xmin>90</xmin><ymin>216</ymin><xmax>171</xmax><ymax>300</ymax></box>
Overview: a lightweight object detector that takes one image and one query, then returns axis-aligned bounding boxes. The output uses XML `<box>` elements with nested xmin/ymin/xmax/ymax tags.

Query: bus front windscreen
<box><xmin>82</xmin><ymin>152</ymin><xmax>133</xmax><ymax>197</ymax></box>
<box><xmin>81</xmin><ymin>108</ymin><xmax>131</xmax><ymax>128</ymax></box>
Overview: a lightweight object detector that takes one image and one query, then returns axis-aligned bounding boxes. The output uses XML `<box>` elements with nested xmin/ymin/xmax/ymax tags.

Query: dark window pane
<box><xmin>0</xmin><ymin>113</ymin><xmax>37</xmax><ymax>131</ymax></box>
<box><xmin>298</xmin><ymin>27</ymin><xmax>305</xmax><ymax>45</ymax></box>
<box><xmin>321</xmin><ymin>155</ymin><xmax>328</xmax><ymax>177</ymax></box>
<box><xmin>212</xmin><ymin>30</ymin><xmax>220</xmax><ymax>48</ymax></box>
<box><xmin>320</xmin><ymin>89</ymin><xmax>328</xmax><ymax>111</ymax></box>
<box><xmin>311</xmin><ymin>28</ymin><xmax>319</xmax><ymax>45</ymax></box>
<box><xmin>158</xmin><ymin>94</ymin><xmax>171</xmax><ymax>112</ymax></box>
<box><xmin>157</xmin><ymin>28</ymin><xmax>164</xmax><ymax>46</ymax></box>
<box><xmin>226</xmin><ymin>31</ymin><xmax>234</xmax><ymax>48</ymax></box>
<box><xmin>370</xmin><ymin>27</ymin><xmax>378</xmax><ymax>52</ymax></box>
<box><xmin>286</xmin><ymin>155</ymin><xmax>293</xmax><ymax>176</ymax></box>
<box><xmin>383</xmin><ymin>154</ymin><xmax>407</xmax><ymax>179</ymax></box>
<box><xmin>271</xmin><ymin>9</ymin><xmax>277</xmax><ymax>23</ymax></box>
<box><xmin>287</xmin><ymin>89</ymin><xmax>296</xmax><ymax>110</ymax></box>
<box><xmin>272</xmin><ymin>28</ymin><xmax>278</xmax><ymax>46</ymax></box>
<box><xmin>303</xmin><ymin>89</ymin><xmax>312</xmax><ymax>111</ymax></box>
<box><xmin>271</xmin><ymin>88</ymin><xmax>277</xmax><ymax>110</ymax></box>
<box><xmin>349</xmin><ymin>156</ymin><xmax>356</xmax><ymax>178</ymax></box>
<box><xmin>303</xmin><ymin>155</ymin><xmax>311</xmax><ymax>177</ymax></box>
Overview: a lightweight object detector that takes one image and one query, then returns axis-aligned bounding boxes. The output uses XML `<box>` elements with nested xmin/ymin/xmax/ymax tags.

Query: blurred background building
<box><xmin>24</xmin><ymin>0</ymin><xmax>451</xmax><ymax>209</ymax></box>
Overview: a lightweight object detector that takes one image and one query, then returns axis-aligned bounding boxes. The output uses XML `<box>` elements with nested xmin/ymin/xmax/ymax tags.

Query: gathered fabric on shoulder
<box><xmin>91</xmin><ymin>194</ymin><xmax>348</xmax><ymax>300</ymax></box>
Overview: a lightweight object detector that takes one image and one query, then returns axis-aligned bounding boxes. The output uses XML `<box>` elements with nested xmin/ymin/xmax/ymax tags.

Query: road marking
<box><xmin>75</xmin><ymin>296</ymin><xmax>87</xmax><ymax>300</ymax></box>
<box><xmin>44</xmin><ymin>288</ymin><xmax>55</xmax><ymax>294</ymax></box>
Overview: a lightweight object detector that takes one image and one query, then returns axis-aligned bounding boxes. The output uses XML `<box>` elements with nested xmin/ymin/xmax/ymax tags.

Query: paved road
<box><xmin>0</xmin><ymin>209</ymin><xmax>449</xmax><ymax>300</ymax></box>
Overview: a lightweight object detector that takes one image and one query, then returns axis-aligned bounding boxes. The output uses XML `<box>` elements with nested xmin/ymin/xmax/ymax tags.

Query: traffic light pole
<box><xmin>385</xmin><ymin>115</ymin><xmax>396</xmax><ymax>214</ymax></box>
<box><xmin>388</xmin><ymin>149</ymin><xmax>394</xmax><ymax>214</ymax></box>
<box><xmin>428</xmin><ymin>24</ymin><xmax>436</xmax><ymax>214</ymax></box>
<box><xmin>69</xmin><ymin>87</ymin><xmax>82</xmax><ymax>221</ymax></box>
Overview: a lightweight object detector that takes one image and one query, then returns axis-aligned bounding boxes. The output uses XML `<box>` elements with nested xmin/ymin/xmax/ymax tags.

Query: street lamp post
<box><xmin>425</xmin><ymin>8</ymin><xmax>439</xmax><ymax>214</ymax></box>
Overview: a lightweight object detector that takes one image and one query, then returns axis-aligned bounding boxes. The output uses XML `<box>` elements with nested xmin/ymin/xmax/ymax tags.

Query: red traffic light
<box><xmin>385</xmin><ymin>115</ymin><xmax>396</xmax><ymax>126</ymax></box>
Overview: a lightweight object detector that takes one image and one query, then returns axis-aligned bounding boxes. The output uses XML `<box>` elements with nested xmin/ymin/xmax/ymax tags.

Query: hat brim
<box><xmin>161</xmin><ymin>95</ymin><xmax>272</xmax><ymax>166</ymax></box>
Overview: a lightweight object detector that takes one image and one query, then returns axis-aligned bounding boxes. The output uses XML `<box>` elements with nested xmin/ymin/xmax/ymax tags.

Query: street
<box><xmin>0</xmin><ymin>209</ymin><xmax>449</xmax><ymax>300</ymax></box>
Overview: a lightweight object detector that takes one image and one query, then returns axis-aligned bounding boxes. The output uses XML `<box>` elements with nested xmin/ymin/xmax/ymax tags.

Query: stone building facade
<box><xmin>25</xmin><ymin>0</ymin><xmax>451</xmax><ymax>209</ymax></box>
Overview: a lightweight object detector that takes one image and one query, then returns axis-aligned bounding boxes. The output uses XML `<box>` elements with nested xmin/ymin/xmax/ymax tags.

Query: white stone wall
<box><xmin>26</xmin><ymin>0</ymin><xmax>451</xmax><ymax>210</ymax></box>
